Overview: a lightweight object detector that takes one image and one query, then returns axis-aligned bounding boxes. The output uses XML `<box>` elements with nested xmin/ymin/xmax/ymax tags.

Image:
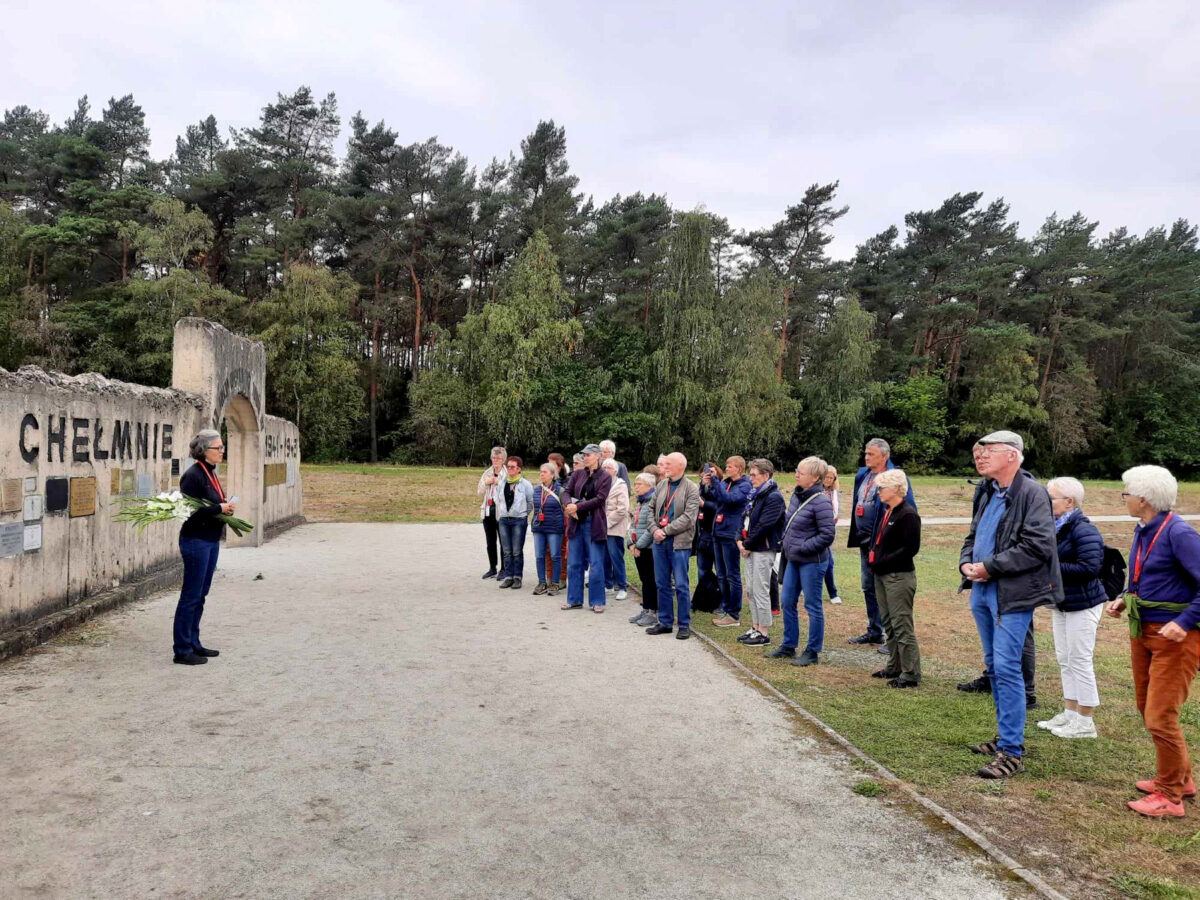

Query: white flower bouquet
<box><xmin>114</xmin><ymin>491</ymin><xmax>255</xmax><ymax>537</ymax></box>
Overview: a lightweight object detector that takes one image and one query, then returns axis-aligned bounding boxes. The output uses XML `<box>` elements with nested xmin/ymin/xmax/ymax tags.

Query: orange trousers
<box><xmin>1131</xmin><ymin>623</ymin><xmax>1200</xmax><ymax>803</ymax></box>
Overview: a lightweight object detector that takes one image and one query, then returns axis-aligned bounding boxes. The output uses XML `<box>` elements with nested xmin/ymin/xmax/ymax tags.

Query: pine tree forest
<box><xmin>2</xmin><ymin>87</ymin><xmax>1198</xmax><ymax>475</ymax></box>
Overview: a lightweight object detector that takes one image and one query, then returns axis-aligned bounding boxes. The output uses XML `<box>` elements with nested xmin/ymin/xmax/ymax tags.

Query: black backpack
<box><xmin>1100</xmin><ymin>546</ymin><xmax>1127</xmax><ymax>601</ymax></box>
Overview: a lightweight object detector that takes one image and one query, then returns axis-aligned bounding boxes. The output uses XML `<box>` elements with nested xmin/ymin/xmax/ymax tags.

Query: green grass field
<box><xmin>302</xmin><ymin>464</ymin><xmax>1200</xmax><ymax>897</ymax></box>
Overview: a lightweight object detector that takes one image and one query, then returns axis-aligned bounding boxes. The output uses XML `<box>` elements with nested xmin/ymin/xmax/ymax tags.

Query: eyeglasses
<box><xmin>207</xmin><ymin>444</ymin><xmax>225</xmax><ymax>452</ymax></box>
<box><xmin>506</xmin><ymin>464</ymin><xmax>520</xmax><ymax>470</ymax></box>
<box><xmin>1120</xmin><ymin>492</ymin><xmax>1133</xmax><ymax>499</ymax></box>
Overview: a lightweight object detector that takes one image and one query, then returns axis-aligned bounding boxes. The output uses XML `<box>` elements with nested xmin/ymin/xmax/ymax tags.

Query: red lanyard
<box><xmin>873</xmin><ymin>508</ymin><xmax>892</xmax><ymax>547</ymax></box>
<box><xmin>1132</xmin><ymin>513</ymin><xmax>1173</xmax><ymax>588</ymax></box>
<box><xmin>540</xmin><ymin>487</ymin><xmax>554</xmax><ymax>514</ymax></box>
<box><xmin>201</xmin><ymin>463</ymin><xmax>225</xmax><ymax>502</ymax></box>
<box><xmin>662</xmin><ymin>481</ymin><xmax>679</xmax><ymax>518</ymax></box>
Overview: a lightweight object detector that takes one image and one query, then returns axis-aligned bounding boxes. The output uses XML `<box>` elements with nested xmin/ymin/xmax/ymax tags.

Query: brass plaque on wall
<box><xmin>0</xmin><ymin>478</ymin><xmax>22</xmax><ymax>513</ymax></box>
<box><xmin>120</xmin><ymin>469</ymin><xmax>136</xmax><ymax>494</ymax></box>
<box><xmin>110</xmin><ymin>469</ymin><xmax>122</xmax><ymax>495</ymax></box>
<box><xmin>69</xmin><ymin>477</ymin><xmax>97</xmax><ymax>517</ymax></box>
<box><xmin>263</xmin><ymin>463</ymin><xmax>288</xmax><ymax>487</ymax></box>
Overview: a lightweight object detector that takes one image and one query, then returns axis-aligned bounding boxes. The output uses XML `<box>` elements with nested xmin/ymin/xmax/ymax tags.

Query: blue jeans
<box><xmin>780</xmin><ymin>557</ymin><xmax>826</xmax><ymax>653</ymax></box>
<box><xmin>606</xmin><ymin>536</ymin><xmax>628</xmax><ymax>590</ymax></box>
<box><xmin>653</xmin><ymin>537</ymin><xmax>692</xmax><ymax>628</ymax></box>
<box><xmin>534</xmin><ymin>531</ymin><xmax>563</xmax><ymax>583</ymax></box>
<box><xmin>859</xmin><ymin>548</ymin><xmax>884</xmax><ymax>639</ymax></box>
<box><xmin>567</xmin><ymin>527</ymin><xmax>608</xmax><ymax>608</ymax></box>
<box><xmin>497</xmin><ymin>517</ymin><xmax>528</xmax><ymax>578</ymax></box>
<box><xmin>823</xmin><ymin>552</ymin><xmax>839</xmax><ymax>598</ymax></box>
<box><xmin>970</xmin><ymin>587</ymin><xmax>1034</xmax><ymax>757</ymax></box>
<box><xmin>714</xmin><ymin>537</ymin><xmax>743</xmax><ymax>618</ymax></box>
<box><xmin>174</xmin><ymin>537</ymin><xmax>219</xmax><ymax>656</ymax></box>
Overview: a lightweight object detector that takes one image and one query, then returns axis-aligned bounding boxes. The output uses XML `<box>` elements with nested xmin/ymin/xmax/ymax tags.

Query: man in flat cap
<box><xmin>562</xmin><ymin>444</ymin><xmax>613</xmax><ymax>612</ymax></box>
<box><xmin>959</xmin><ymin>431</ymin><xmax>1063</xmax><ymax>779</ymax></box>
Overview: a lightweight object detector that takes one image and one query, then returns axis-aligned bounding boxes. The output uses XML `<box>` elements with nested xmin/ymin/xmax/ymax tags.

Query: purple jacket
<box><xmin>564</xmin><ymin>466</ymin><xmax>613</xmax><ymax>543</ymax></box>
<box><xmin>1128</xmin><ymin>512</ymin><xmax>1200</xmax><ymax>631</ymax></box>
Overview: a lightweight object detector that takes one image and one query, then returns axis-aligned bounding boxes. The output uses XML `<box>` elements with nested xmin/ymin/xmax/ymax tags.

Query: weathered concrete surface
<box><xmin>0</xmin><ymin>524</ymin><xmax>1023</xmax><ymax>900</ymax></box>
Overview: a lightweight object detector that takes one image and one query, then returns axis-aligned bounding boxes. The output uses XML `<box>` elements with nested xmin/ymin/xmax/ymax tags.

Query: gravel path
<box><xmin>0</xmin><ymin>523</ymin><xmax>1025</xmax><ymax>899</ymax></box>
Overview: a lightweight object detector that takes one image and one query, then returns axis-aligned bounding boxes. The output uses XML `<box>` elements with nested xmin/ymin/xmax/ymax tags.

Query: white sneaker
<box><xmin>1037</xmin><ymin>710</ymin><xmax>1072</xmax><ymax>731</ymax></box>
<box><xmin>1050</xmin><ymin>715</ymin><xmax>1097</xmax><ymax>739</ymax></box>
<box><xmin>615</xmin><ymin>589</ymin><xmax>628</xmax><ymax>601</ymax></box>
<box><xmin>829</xmin><ymin>595</ymin><xmax>842</xmax><ymax>605</ymax></box>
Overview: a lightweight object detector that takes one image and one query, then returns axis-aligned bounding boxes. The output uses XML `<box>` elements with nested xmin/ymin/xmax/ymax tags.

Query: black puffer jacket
<box><xmin>958</xmin><ymin>469</ymin><xmax>1063</xmax><ymax>613</ymax></box>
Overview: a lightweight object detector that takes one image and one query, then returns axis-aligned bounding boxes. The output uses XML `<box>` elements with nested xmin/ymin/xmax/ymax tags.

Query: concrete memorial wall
<box><xmin>0</xmin><ymin>318</ymin><xmax>303</xmax><ymax>632</ymax></box>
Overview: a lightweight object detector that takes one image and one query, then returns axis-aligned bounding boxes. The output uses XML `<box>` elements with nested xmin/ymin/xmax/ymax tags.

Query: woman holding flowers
<box><xmin>172</xmin><ymin>429</ymin><xmax>235</xmax><ymax>666</ymax></box>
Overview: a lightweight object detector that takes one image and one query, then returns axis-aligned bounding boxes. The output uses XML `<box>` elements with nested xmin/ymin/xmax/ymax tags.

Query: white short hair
<box><xmin>1122</xmin><ymin>465</ymin><xmax>1177</xmax><ymax>513</ymax></box>
<box><xmin>875</xmin><ymin>468</ymin><xmax>908</xmax><ymax>495</ymax></box>
<box><xmin>539</xmin><ymin>462</ymin><xmax>557</xmax><ymax>476</ymax></box>
<box><xmin>601</xmin><ymin>458</ymin><xmax>619</xmax><ymax>473</ymax></box>
<box><xmin>866</xmin><ymin>438</ymin><xmax>890</xmax><ymax>457</ymax></box>
<box><xmin>1046</xmin><ymin>476</ymin><xmax>1085</xmax><ymax>508</ymax></box>
<box><xmin>600</xmin><ymin>440</ymin><xmax>616</xmax><ymax>454</ymax></box>
<box><xmin>635</xmin><ymin>472</ymin><xmax>657</xmax><ymax>488</ymax></box>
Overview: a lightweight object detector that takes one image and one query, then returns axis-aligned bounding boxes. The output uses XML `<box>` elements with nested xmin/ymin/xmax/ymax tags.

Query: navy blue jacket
<box><xmin>781</xmin><ymin>486</ymin><xmax>836</xmax><ymax>565</ymax></box>
<box><xmin>1055</xmin><ymin>513</ymin><xmax>1106</xmax><ymax>611</ymax></box>
<box><xmin>180</xmin><ymin>460</ymin><xmax>226</xmax><ymax>542</ymax></box>
<box><xmin>846</xmin><ymin>459</ymin><xmax>916</xmax><ymax>548</ymax></box>
<box><xmin>741</xmin><ymin>480</ymin><xmax>785</xmax><ymax>552</ymax></box>
<box><xmin>708</xmin><ymin>475</ymin><xmax>752</xmax><ymax>540</ymax></box>
<box><xmin>531</xmin><ymin>482</ymin><xmax>565</xmax><ymax>535</ymax></box>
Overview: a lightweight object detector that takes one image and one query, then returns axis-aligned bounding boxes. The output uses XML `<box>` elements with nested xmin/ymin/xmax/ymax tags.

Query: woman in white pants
<box><xmin>1039</xmin><ymin>477</ymin><xmax>1107</xmax><ymax>738</ymax></box>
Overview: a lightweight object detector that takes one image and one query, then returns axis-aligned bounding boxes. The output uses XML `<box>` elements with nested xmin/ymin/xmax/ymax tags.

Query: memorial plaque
<box><xmin>264</xmin><ymin>463</ymin><xmax>287</xmax><ymax>487</ymax></box>
<box><xmin>136</xmin><ymin>474</ymin><xmax>153</xmax><ymax>499</ymax></box>
<box><xmin>286</xmin><ymin>461</ymin><xmax>297</xmax><ymax>487</ymax></box>
<box><xmin>24</xmin><ymin>477</ymin><xmax>37</xmax><ymax>494</ymax></box>
<box><xmin>0</xmin><ymin>478</ymin><xmax>21</xmax><ymax>513</ymax></box>
<box><xmin>23</xmin><ymin>495</ymin><xmax>43</xmax><ymax>522</ymax></box>
<box><xmin>23</xmin><ymin>523</ymin><xmax>42</xmax><ymax>552</ymax></box>
<box><xmin>120</xmin><ymin>469</ymin><xmax>136</xmax><ymax>494</ymax></box>
<box><xmin>0</xmin><ymin>522</ymin><xmax>22</xmax><ymax>558</ymax></box>
<box><xmin>45</xmin><ymin>478</ymin><xmax>69</xmax><ymax>513</ymax></box>
<box><xmin>110</xmin><ymin>469</ymin><xmax>122</xmax><ymax>495</ymax></box>
<box><xmin>171</xmin><ymin>459</ymin><xmax>180</xmax><ymax>477</ymax></box>
<box><xmin>69</xmin><ymin>476</ymin><xmax>97</xmax><ymax>517</ymax></box>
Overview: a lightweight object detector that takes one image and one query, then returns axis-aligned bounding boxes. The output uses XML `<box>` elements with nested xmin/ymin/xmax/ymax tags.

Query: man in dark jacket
<box><xmin>562</xmin><ymin>444</ymin><xmax>613</xmax><ymax>612</ymax></box>
<box><xmin>959</xmin><ymin>430</ymin><xmax>1063</xmax><ymax>779</ymax></box>
<box><xmin>706</xmin><ymin>456</ymin><xmax>753</xmax><ymax>628</ymax></box>
<box><xmin>846</xmin><ymin>438</ymin><xmax>916</xmax><ymax>649</ymax></box>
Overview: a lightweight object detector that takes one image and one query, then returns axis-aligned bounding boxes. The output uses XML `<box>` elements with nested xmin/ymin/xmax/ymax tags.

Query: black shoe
<box><xmin>887</xmin><ymin>678</ymin><xmax>919</xmax><ymax>689</ymax></box>
<box><xmin>848</xmin><ymin>633</ymin><xmax>884</xmax><ymax>645</ymax></box>
<box><xmin>957</xmin><ymin>675</ymin><xmax>992</xmax><ymax>694</ymax></box>
<box><xmin>676</xmin><ymin>626</ymin><xmax>691</xmax><ymax>640</ymax></box>
<box><xmin>766</xmin><ymin>647</ymin><xmax>795</xmax><ymax>658</ymax></box>
<box><xmin>646</xmin><ymin>623</ymin><xmax>673</xmax><ymax>635</ymax></box>
<box><xmin>792</xmin><ymin>650</ymin><xmax>819</xmax><ymax>667</ymax></box>
<box><xmin>1026</xmin><ymin>695</ymin><xmax>1039</xmax><ymax>710</ymax></box>
<box><xmin>498</xmin><ymin>578</ymin><xmax>514</xmax><ymax>589</ymax></box>
<box><xmin>482</xmin><ymin>569</ymin><xmax>497</xmax><ymax>580</ymax></box>
<box><xmin>512</xmin><ymin>577</ymin><xmax>522</xmax><ymax>590</ymax></box>
<box><xmin>872</xmin><ymin>668</ymin><xmax>900</xmax><ymax>679</ymax></box>
<box><xmin>194</xmin><ymin>647</ymin><xmax>220</xmax><ymax>658</ymax></box>
<box><xmin>743</xmin><ymin>632</ymin><xmax>770</xmax><ymax>646</ymax></box>
<box><xmin>173</xmin><ymin>653</ymin><xmax>208</xmax><ymax>665</ymax></box>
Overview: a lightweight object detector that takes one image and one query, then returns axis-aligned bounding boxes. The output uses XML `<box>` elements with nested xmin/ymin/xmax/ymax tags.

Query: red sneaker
<box><xmin>1128</xmin><ymin>792</ymin><xmax>1186</xmax><ymax>818</ymax></box>
<box><xmin>1135</xmin><ymin>777</ymin><xmax>1197</xmax><ymax>798</ymax></box>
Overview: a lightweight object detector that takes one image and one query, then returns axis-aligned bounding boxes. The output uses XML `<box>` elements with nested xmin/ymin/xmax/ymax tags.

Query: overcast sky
<box><xmin>4</xmin><ymin>0</ymin><xmax>1197</xmax><ymax>257</ymax></box>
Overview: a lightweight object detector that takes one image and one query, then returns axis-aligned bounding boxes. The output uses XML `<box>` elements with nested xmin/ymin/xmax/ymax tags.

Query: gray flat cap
<box><xmin>580</xmin><ymin>443</ymin><xmax>602</xmax><ymax>455</ymax></box>
<box><xmin>978</xmin><ymin>430</ymin><xmax>1024</xmax><ymax>452</ymax></box>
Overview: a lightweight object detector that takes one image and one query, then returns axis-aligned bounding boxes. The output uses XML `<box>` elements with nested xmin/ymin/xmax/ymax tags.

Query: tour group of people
<box><xmin>474</xmin><ymin>432</ymin><xmax>1200</xmax><ymax>816</ymax></box>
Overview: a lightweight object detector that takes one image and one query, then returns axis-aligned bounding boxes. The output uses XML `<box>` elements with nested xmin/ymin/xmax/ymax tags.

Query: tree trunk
<box><xmin>370</xmin><ymin>317</ymin><xmax>380</xmax><ymax>463</ymax></box>
<box><xmin>408</xmin><ymin>260</ymin><xmax>423</xmax><ymax>379</ymax></box>
<box><xmin>26</xmin><ymin>249</ymin><xmax>34</xmax><ymax>288</ymax></box>
<box><xmin>1038</xmin><ymin>326</ymin><xmax>1057</xmax><ymax>406</ymax></box>
<box><xmin>121</xmin><ymin>236</ymin><xmax>129</xmax><ymax>281</ymax></box>
<box><xmin>777</xmin><ymin>286</ymin><xmax>792</xmax><ymax>380</ymax></box>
